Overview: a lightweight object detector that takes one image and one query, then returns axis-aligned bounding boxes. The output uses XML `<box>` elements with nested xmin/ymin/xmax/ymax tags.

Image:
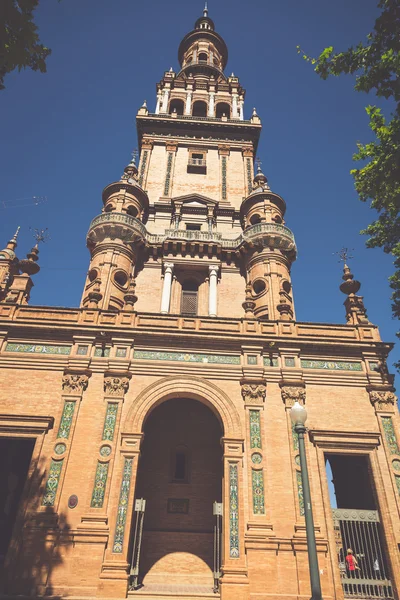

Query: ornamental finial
<box><xmin>335</xmin><ymin>247</ymin><xmax>354</xmax><ymax>269</ymax></box>
<box><xmin>256</xmin><ymin>156</ymin><xmax>262</xmax><ymax>173</ymax></box>
<box><xmin>203</xmin><ymin>1</ymin><xmax>208</xmax><ymax>16</ymax></box>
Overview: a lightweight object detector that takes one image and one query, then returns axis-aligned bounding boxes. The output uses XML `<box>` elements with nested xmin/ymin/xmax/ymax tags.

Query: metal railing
<box><xmin>148</xmin><ymin>112</ymin><xmax>250</xmax><ymax>124</ymax></box>
<box><xmin>332</xmin><ymin>508</ymin><xmax>394</xmax><ymax>599</ymax></box>
<box><xmin>188</xmin><ymin>158</ymin><xmax>207</xmax><ymax>167</ymax></box>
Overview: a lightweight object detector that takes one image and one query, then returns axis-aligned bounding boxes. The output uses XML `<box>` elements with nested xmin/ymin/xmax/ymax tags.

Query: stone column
<box><xmin>155</xmin><ymin>91</ymin><xmax>162</xmax><ymax>114</ymax></box>
<box><xmin>232</xmin><ymin>93</ymin><xmax>238</xmax><ymax>118</ymax></box>
<box><xmin>208</xmin><ymin>92</ymin><xmax>215</xmax><ymax>117</ymax></box>
<box><xmin>161</xmin><ymin>87</ymin><xmax>169</xmax><ymax>113</ymax></box>
<box><xmin>160</xmin><ymin>263</ymin><xmax>174</xmax><ymax>314</ymax></box>
<box><xmin>239</xmin><ymin>97</ymin><xmax>244</xmax><ymax>120</ymax></box>
<box><xmin>208</xmin><ymin>265</ymin><xmax>218</xmax><ymax>317</ymax></box>
<box><xmin>185</xmin><ymin>91</ymin><xmax>192</xmax><ymax>115</ymax></box>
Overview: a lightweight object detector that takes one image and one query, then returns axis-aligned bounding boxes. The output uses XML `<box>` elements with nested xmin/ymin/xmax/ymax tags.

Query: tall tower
<box><xmin>83</xmin><ymin>7</ymin><xmax>297</xmax><ymax>321</ymax></box>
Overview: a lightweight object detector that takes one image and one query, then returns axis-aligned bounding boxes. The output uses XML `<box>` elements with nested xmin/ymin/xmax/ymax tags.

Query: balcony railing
<box><xmin>188</xmin><ymin>158</ymin><xmax>207</xmax><ymax>167</ymax></box>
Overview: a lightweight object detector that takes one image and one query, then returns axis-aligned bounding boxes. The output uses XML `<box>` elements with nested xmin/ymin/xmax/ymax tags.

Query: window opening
<box><xmin>192</xmin><ymin>101</ymin><xmax>207</xmax><ymax>118</ymax></box>
<box><xmin>326</xmin><ymin>454</ymin><xmax>394</xmax><ymax>599</ymax></box>
<box><xmin>216</xmin><ymin>102</ymin><xmax>231</xmax><ymax>119</ymax></box>
<box><xmin>169</xmin><ymin>99</ymin><xmax>184</xmax><ymax>116</ymax></box>
<box><xmin>186</xmin><ymin>224</ymin><xmax>201</xmax><ymax>231</ymax></box>
<box><xmin>181</xmin><ymin>279</ymin><xmax>199</xmax><ymax>316</ymax></box>
<box><xmin>198</xmin><ymin>52</ymin><xmax>208</xmax><ymax>62</ymax></box>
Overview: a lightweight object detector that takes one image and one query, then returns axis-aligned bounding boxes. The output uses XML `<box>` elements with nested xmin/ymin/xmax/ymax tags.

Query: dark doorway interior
<box><xmin>327</xmin><ymin>454</ymin><xmax>376</xmax><ymax>509</ymax></box>
<box><xmin>0</xmin><ymin>437</ymin><xmax>35</xmax><ymax>564</ymax></box>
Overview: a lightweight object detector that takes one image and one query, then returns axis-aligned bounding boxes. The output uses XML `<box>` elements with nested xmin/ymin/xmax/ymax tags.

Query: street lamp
<box><xmin>290</xmin><ymin>401</ymin><xmax>323</xmax><ymax>600</ymax></box>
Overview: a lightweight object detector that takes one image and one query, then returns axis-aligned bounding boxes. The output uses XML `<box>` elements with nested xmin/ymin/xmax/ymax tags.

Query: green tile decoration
<box><xmin>284</xmin><ymin>357</ymin><xmax>295</xmax><ymax>367</ymax></box>
<box><xmin>138</xmin><ymin>150</ymin><xmax>149</xmax><ymax>186</ymax></box>
<box><xmin>164</xmin><ymin>152</ymin><xmax>173</xmax><ymax>196</ymax></box>
<box><xmin>247</xmin><ymin>355</ymin><xmax>257</xmax><ymax>365</ymax></box>
<box><xmin>102</xmin><ymin>403</ymin><xmax>118</xmax><ymax>441</ymax></box>
<box><xmin>246</xmin><ymin>157</ymin><xmax>252</xmax><ymax>194</ymax></box>
<box><xmin>249</xmin><ymin>410</ymin><xmax>262</xmax><ymax>449</ymax></box>
<box><xmin>300</xmin><ymin>359</ymin><xmax>362</xmax><ymax>371</ymax></box>
<box><xmin>91</xmin><ymin>461</ymin><xmax>110</xmax><ymax>508</ymax></box>
<box><xmin>94</xmin><ymin>347</ymin><xmax>110</xmax><ymax>357</ymax></box>
<box><xmin>57</xmin><ymin>401</ymin><xmax>75</xmax><ymax>439</ymax></box>
<box><xmin>297</xmin><ymin>470</ymin><xmax>304</xmax><ymax>516</ymax></box>
<box><xmin>252</xmin><ymin>469</ymin><xmax>265</xmax><ymax>514</ymax></box>
<box><xmin>294</xmin><ymin>454</ymin><xmax>301</xmax><ymax>466</ymax></box>
<box><xmin>134</xmin><ymin>350</ymin><xmax>240</xmax><ymax>365</ymax></box>
<box><xmin>42</xmin><ymin>459</ymin><xmax>64</xmax><ymax>506</ymax></box>
<box><xmin>6</xmin><ymin>343</ymin><xmax>71</xmax><ymax>355</ymax></box>
<box><xmin>251</xmin><ymin>452</ymin><xmax>262</xmax><ymax>464</ymax></box>
<box><xmin>113</xmin><ymin>457</ymin><xmax>133</xmax><ymax>553</ymax></box>
<box><xmin>77</xmin><ymin>345</ymin><xmax>88</xmax><ymax>355</ymax></box>
<box><xmin>229</xmin><ymin>464</ymin><xmax>239</xmax><ymax>558</ymax></box>
<box><xmin>392</xmin><ymin>459</ymin><xmax>400</xmax><ymax>472</ymax></box>
<box><xmin>221</xmin><ymin>155</ymin><xmax>227</xmax><ymax>200</ymax></box>
<box><xmin>292</xmin><ymin>423</ymin><xmax>299</xmax><ymax>451</ymax></box>
<box><xmin>382</xmin><ymin>417</ymin><xmax>400</xmax><ymax>455</ymax></box>
<box><xmin>116</xmin><ymin>347</ymin><xmax>127</xmax><ymax>358</ymax></box>
<box><xmin>263</xmin><ymin>356</ymin><xmax>279</xmax><ymax>367</ymax></box>
<box><xmin>100</xmin><ymin>445</ymin><xmax>112</xmax><ymax>457</ymax></box>
<box><xmin>54</xmin><ymin>443</ymin><xmax>66</xmax><ymax>455</ymax></box>
<box><xmin>395</xmin><ymin>475</ymin><xmax>400</xmax><ymax>496</ymax></box>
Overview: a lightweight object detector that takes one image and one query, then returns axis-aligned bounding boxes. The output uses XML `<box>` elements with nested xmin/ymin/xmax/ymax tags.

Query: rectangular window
<box><xmin>186</xmin><ymin>223</ymin><xmax>201</xmax><ymax>231</ymax></box>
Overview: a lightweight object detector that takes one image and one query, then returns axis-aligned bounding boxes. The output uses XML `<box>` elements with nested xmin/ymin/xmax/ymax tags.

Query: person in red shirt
<box><xmin>346</xmin><ymin>549</ymin><xmax>359</xmax><ymax>577</ymax></box>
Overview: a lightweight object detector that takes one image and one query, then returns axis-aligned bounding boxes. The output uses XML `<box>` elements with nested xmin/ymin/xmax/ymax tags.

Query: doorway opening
<box><xmin>325</xmin><ymin>454</ymin><xmax>393</xmax><ymax>599</ymax></box>
<box><xmin>130</xmin><ymin>398</ymin><xmax>223</xmax><ymax>593</ymax></box>
<box><xmin>0</xmin><ymin>437</ymin><xmax>35</xmax><ymax>565</ymax></box>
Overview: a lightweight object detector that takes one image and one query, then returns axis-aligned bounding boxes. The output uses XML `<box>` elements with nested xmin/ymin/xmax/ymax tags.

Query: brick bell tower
<box><xmin>82</xmin><ymin>4</ymin><xmax>297</xmax><ymax>323</ymax></box>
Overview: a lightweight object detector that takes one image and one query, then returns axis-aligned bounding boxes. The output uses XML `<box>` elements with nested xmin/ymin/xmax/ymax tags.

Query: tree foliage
<box><xmin>298</xmin><ymin>0</ymin><xmax>400</xmax><ymax>364</ymax></box>
<box><xmin>0</xmin><ymin>0</ymin><xmax>51</xmax><ymax>90</ymax></box>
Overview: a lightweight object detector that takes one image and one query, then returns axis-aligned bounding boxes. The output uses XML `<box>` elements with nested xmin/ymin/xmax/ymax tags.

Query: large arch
<box><xmin>123</xmin><ymin>375</ymin><xmax>242</xmax><ymax>438</ymax></box>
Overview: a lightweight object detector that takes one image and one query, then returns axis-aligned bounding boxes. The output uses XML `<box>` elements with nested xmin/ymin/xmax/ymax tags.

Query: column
<box><xmin>155</xmin><ymin>91</ymin><xmax>162</xmax><ymax>114</ymax></box>
<box><xmin>161</xmin><ymin>88</ymin><xmax>169</xmax><ymax>113</ymax></box>
<box><xmin>160</xmin><ymin>263</ymin><xmax>174</xmax><ymax>314</ymax></box>
<box><xmin>185</xmin><ymin>91</ymin><xmax>192</xmax><ymax>115</ymax></box>
<box><xmin>208</xmin><ymin>265</ymin><xmax>218</xmax><ymax>317</ymax></box>
<box><xmin>239</xmin><ymin>96</ymin><xmax>244</xmax><ymax>120</ymax></box>
<box><xmin>208</xmin><ymin>92</ymin><xmax>215</xmax><ymax>117</ymax></box>
<box><xmin>232</xmin><ymin>93</ymin><xmax>238</xmax><ymax>118</ymax></box>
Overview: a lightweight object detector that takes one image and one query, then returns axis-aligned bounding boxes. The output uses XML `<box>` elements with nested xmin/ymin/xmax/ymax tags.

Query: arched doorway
<box><xmin>132</xmin><ymin>397</ymin><xmax>223</xmax><ymax>590</ymax></box>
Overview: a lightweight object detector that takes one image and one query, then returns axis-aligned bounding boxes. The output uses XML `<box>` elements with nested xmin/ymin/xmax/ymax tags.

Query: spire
<box><xmin>253</xmin><ymin>157</ymin><xmax>269</xmax><ymax>188</ymax></box>
<box><xmin>337</xmin><ymin>249</ymin><xmax>369</xmax><ymax>325</ymax></box>
<box><xmin>203</xmin><ymin>1</ymin><xmax>208</xmax><ymax>16</ymax></box>
<box><xmin>121</xmin><ymin>150</ymin><xmax>139</xmax><ymax>182</ymax></box>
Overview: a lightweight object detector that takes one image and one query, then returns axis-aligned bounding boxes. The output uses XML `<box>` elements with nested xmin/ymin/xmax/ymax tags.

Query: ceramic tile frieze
<box><xmin>252</xmin><ymin>469</ymin><xmax>265</xmax><ymax>515</ymax></box>
<box><xmin>134</xmin><ymin>350</ymin><xmax>240</xmax><ymax>365</ymax></box>
<box><xmin>138</xmin><ymin>150</ymin><xmax>149</xmax><ymax>186</ymax></box>
<box><xmin>57</xmin><ymin>401</ymin><xmax>76</xmax><ymax>439</ymax></box>
<box><xmin>301</xmin><ymin>359</ymin><xmax>362</xmax><ymax>371</ymax></box>
<box><xmin>249</xmin><ymin>410</ymin><xmax>262</xmax><ymax>449</ymax></box>
<box><xmin>102</xmin><ymin>403</ymin><xmax>118</xmax><ymax>441</ymax></box>
<box><xmin>113</xmin><ymin>457</ymin><xmax>133</xmax><ymax>553</ymax></box>
<box><xmin>42</xmin><ymin>459</ymin><xmax>64</xmax><ymax>506</ymax></box>
<box><xmin>164</xmin><ymin>152</ymin><xmax>174</xmax><ymax>196</ymax></box>
<box><xmin>221</xmin><ymin>156</ymin><xmax>227</xmax><ymax>200</ymax></box>
<box><xmin>296</xmin><ymin>470</ymin><xmax>304</xmax><ymax>516</ymax></box>
<box><xmin>263</xmin><ymin>356</ymin><xmax>279</xmax><ymax>367</ymax></box>
<box><xmin>246</xmin><ymin>157</ymin><xmax>252</xmax><ymax>194</ymax></box>
<box><xmin>90</xmin><ymin>461</ymin><xmax>109</xmax><ymax>508</ymax></box>
<box><xmin>229</xmin><ymin>463</ymin><xmax>239</xmax><ymax>558</ymax></box>
<box><xmin>6</xmin><ymin>342</ymin><xmax>71</xmax><ymax>355</ymax></box>
<box><xmin>292</xmin><ymin>423</ymin><xmax>299</xmax><ymax>451</ymax></box>
<box><xmin>395</xmin><ymin>475</ymin><xmax>400</xmax><ymax>496</ymax></box>
<box><xmin>382</xmin><ymin>417</ymin><xmax>400</xmax><ymax>455</ymax></box>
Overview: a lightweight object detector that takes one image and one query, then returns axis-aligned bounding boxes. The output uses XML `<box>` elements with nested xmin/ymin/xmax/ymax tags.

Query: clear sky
<box><xmin>1</xmin><ymin>0</ymin><xmax>397</xmax><ymax>375</ymax></box>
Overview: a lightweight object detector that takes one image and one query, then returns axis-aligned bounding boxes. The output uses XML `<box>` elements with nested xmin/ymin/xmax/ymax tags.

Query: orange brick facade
<box><xmin>0</xmin><ymin>8</ymin><xmax>400</xmax><ymax>600</ymax></box>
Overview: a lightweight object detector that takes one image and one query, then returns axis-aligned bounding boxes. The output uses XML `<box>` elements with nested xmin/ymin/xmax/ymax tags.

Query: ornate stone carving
<box><xmin>62</xmin><ymin>373</ymin><xmax>89</xmax><ymax>395</ymax></box>
<box><xmin>369</xmin><ymin>390</ymin><xmax>397</xmax><ymax>412</ymax></box>
<box><xmin>281</xmin><ymin>386</ymin><xmax>306</xmax><ymax>407</ymax></box>
<box><xmin>104</xmin><ymin>376</ymin><xmax>130</xmax><ymax>397</ymax></box>
<box><xmin>241</xmin><ymin>383</ymin><xmax>266</xmax><ymax>405</ymax></box>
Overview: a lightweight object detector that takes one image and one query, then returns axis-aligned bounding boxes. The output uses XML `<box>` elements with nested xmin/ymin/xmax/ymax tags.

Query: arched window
<box><xmin>216</xmin><ymin>102</ymin><xmax>231</xmax><ymax>118</ymax></box>
<box><xmin>169</xmin><ymin>98</ymin><xmax>184</xmax><ymax>116</ymax></box>
<box><xmin>250</xmin><ymin>213</ymin><xmax>262</xmax><ymax>225</ymax></box>
<box><xmin>171</xmin><ymin>445</ymin><xmax>190</xmax><ymax>483</ymax></box>
<box><xmin>192</xmin><ymin>100</ymin><xmax>207</xmax><ymax>117</ymax></box>
<box><xmin>198</xmin><ymin>52</ymin><xmax>208</xmax><ymax>62</ymax></box>
<box><xmin>181</xmin><ymin>279</ymin><xmax>199</xmax><ymax>315</ymax></box>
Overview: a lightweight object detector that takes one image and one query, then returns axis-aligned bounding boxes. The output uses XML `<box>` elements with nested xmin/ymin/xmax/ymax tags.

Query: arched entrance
<box><xmin>132</xmin><ymin>397</ymin><xmax>223</xmax><ymax>590</ymax></box>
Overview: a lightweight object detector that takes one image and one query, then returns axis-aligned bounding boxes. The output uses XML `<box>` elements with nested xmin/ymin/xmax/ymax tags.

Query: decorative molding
<box><xmin>112</xmin><ymin>457</ymin><xmax>133</xmax><ymax>553</ymax></box>
<box><xmin>134</xmin><ymin>349</ymin><xmax>240</xmax><ymax>365</ymax></box>
<box><xmin>229</xmin><ymin>463</ymin><xmax>239</xmax><ymax>558</ymax></box>
<box><xmin>252</xmin><ymin>469</ymin><xmax>265</xmax><ymax>515</ymax></box>
<box><xmin>281</xmin><ymin>386</ymin><xmax>306</xmax><ymax>407</ymax></box>
<box><xmin>369</xmin><ymin>390</ymin><xmax>397</xmax><ymax>412</ymax></box>
<box><xmin>301</xmin><ymin>359</ymin><xmax>362</xmax><ymax>371</ymax></box>
<box><xmin>309</xmin><ymin>429</ymin><xmax>381</xmax><ymax>450</ymax></box>
<box><xmin>62</xmin><ymin>373</ymin><xmax>89</xmax><ymax>395</ymax></box>
<box><xmin>0</xmin><ymin>414</ymin><xmax>54</xmax><ymax>435</ymax></box>
<box><xmin>42</xmin><ymin>459</ymin><xmax>64</xmax><ymax>506</ymax></box>
<box><xmin>5</xmin><ymin>342</ymin><xmax>71</xmax><ymax>355</ymax></box>
<box><xmin>91</xmin><ymin>461</ymin><xmax>109</xmax><ymax>508</ymax></box>
<box><xmin>104</xmin><ymin>376</ymin><xmax>130</xmax><ymax>397</ymax></box>
<box><xmin>241</xmin><ymin>383</ymin><xmax>266</xmax><ymax>405</ymax></box>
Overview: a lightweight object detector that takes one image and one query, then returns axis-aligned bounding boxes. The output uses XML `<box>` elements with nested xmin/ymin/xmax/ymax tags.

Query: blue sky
<box><xmin>0</xmin><ymin>0</ymin><xmax>397</xmax><ymax>374</ymax></box>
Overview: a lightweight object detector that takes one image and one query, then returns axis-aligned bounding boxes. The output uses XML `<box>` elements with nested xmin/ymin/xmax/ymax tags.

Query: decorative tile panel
<box><xmin>113</xmin><ymin>457</ymin><xmax>133</xmax><ymax>553</ymax></box>
<box><xmin>77</xmin><ymin>345</ymin><xmax>88</xmax><ymax>355</ymax></box>
<box><xmin>382</xmin><ymin>417</ymin><xmax>400</xmax><ymax>455</ymax></box>
<box><xmin>221</xmin><ymin>156</ymin><xmax>227</xmax><ymax>200</ymax></box>
<box><xmin>395</xmin><ymin>475</ymin><xmax>400</xmax><ymax>496</ymax></box>
<box><xmin>102</xmin><ymin>403</ymin><xmax>118</xmax><ymax>441</ymax></box>
<box><xmin>6</xmin><ymin>343</ymin><xmax>71</xmax><ymax>355</ymax></box>
<box><xmin>251</xmin><ymin>452</ymin><xmax>262</xmax><ymax>464</ymax></box>
<box><xmin>57</xmin><ymin>401</ymin><xmax>75</xmax><ymax>439</ymax></box>
<box><xmin>263</xmin><ymin>356</ymin><xmax>279</xmax><ymax>367</ymax></box>
<box><xmin>164</xmin><ymin>152</ymin><xmax>173</xmax><ymax>196</ymax></box>
<box><xmin>42</xmin><ymin>459</ymin><xmax>64</xmax><ymax>506</ymax></box>
<box><xmin>100</xmin><ymin>445</ymin><xmax>112</xmax><ymax>457</ymax></box>
<box><xmin>246</xmin><ymin>158</ymin><xmax>253</xmax><ymax>194</ymax></box>
<box><xmin>116</xmin><ymin>347</ymin><xmax>127</xmax><ymax>358</ymax></box>
<box><xmin>54</xmin><ymin>443</ymin><xmax>66</xmax><ymax>455</ymax></box>
<box><xmin>252</xmin><ymin>469</ymin><xmax>265</xmax><ymax>514</ymax></box>
<box><xmin>134</xmin><ymin>350</ymin><xmax>240</xmax><ymax>365</ymax></box>
<box><xmin>91</xmin><ymin>461</ymin><xmax>109</xmax><ymax>508</ymax></box>
<box><xmin>94</xmin><ymin>347</ymin><xmax>110</xmax><ymax>357</ymax></box>
<box><xmin>392</xmin><ymin>459</ymin><xmax>400</xmax><ymax>472</ymax></box>
<box><xmin>292</xmin><ymin>423</ymin><xmax>299</xmax><ymax>451</ymax></box>
<box><xmin>138</xmin><ymin>150</ymin><xmax>149</xmax><ymax>186</ymax></box>
<box><xmin>247</xmin><ymin>355</ymin><xmax>257</xmax><ymax>365</ymax></box>
<box><xmin>296</xmin><ymin>471</ymin><xmax>304</xmax><ymax>516</ymax></box>
<box><xmin>300</xmin><ymin>359</ymin><xmax>362</xmax><ymax>371</ymax></box>
<box><xmin>284</xmin><ymin>357</ymin><xmax>295</xmax><ymax>367</ymax></box>
<box><xmin>229</xmin><ymin>464</ymin><xmax>239</xmax><ymax>558</ymax></box>
<box><xmin>249</xmin><ymin>410</ymin><xmax>262</xmax><ymax>449</ymax></box>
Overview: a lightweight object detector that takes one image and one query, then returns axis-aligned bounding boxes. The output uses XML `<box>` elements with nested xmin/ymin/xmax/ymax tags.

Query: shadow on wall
<box><xmin>0</xmin><ymin>454</ymin><xmax>71</xmax><ymax>597</ymax></box>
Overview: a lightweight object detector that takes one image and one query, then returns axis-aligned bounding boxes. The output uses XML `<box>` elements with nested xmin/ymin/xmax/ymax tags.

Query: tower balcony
<box><xmin>87</xmin><ymin>212</ymin><xmax>147</xmax><ymax>245</ymax></box>
<box><xmin>240</xmin><ymin>222</ymin><xmax>297</xmax><ymax>256</ymax></box>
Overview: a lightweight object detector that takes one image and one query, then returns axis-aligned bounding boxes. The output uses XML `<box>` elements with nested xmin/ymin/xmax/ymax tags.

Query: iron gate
<box><xmin>332</xmin><ymin>508</ymin><xmax>393</xmax><ymax>599</ymax></box>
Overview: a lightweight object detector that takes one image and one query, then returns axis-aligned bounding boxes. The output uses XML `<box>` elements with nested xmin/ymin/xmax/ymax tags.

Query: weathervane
<box><xmin>30</xmin><ymin>227</ymin><xmax>50</xmax><ymax>244</ymax></box>
<box><xmin>335</xmin><ymin>247</ymin><xmax>354</xmax><ymax>265</ymax></box>
<box><xmin>255</xmin><ymin>156</ymin><xmax>262</xmax><ymax>173</ymax></box>
<box><xmin>131</xmin><ymin>148</ymin><xmax>138</xmax><ymax>165</ymax></box>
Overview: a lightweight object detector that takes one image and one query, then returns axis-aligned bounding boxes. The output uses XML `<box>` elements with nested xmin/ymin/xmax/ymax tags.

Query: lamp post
<box><xmin>290</xmin><ymin>401</ymin><xmax>323</xmax><ymax>600</ymax></box>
